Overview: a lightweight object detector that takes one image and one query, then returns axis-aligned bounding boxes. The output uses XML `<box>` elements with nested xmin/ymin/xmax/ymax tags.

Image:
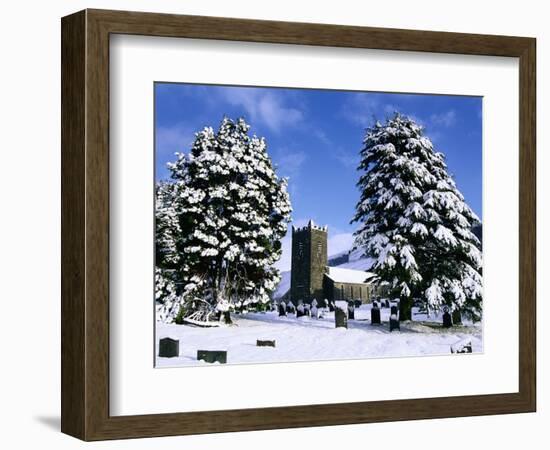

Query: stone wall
<box><xmin>323</xmin><ymin>278</ymin><xmax>373</xmax><ymax>302</ymax></box>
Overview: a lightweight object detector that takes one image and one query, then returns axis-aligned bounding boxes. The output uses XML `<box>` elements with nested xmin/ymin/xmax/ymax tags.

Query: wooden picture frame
<box><xmin>61</xmin><ymin>9</ymin><xmax>536</xmax><ymax>441</ymax></box>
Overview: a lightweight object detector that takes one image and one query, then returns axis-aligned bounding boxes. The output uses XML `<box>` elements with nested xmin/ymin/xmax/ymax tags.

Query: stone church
<box><xmin>288</xmin><ymin>220</ymin><xmax>377</xmax><ymax>304</ymax></box>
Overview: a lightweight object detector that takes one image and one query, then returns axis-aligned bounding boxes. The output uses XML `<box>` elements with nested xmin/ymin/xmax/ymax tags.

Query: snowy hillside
<box><xmin>272</xmin><ymin>248</ymin><xmax>374</xmax><ymax>299</ymax></box>
<box><xmin>273</xmin><ymin>271</ymin><xmax>291</xmax><ymax>299</ymax></box>
<box><xmin>334</xmin><ymin>248</ymin><xmax>374</xmax><ymax>271</ymax></box>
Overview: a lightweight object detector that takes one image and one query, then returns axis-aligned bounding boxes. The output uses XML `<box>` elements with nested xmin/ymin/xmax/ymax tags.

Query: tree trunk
<box><xmin>222</xmin><ymin>311</ymin><xmax>232</xmax><ymax>324</ymax></box>
<box><xmin>399</xmin><ymin>297</ymin><xmax>412</xmax><ymax>321</ymax></box>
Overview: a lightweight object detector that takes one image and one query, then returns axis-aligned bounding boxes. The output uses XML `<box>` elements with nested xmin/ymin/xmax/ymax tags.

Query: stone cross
<box><xmin>347</xmin><ymin>301</ymin><xmax>355</xmax><ymax>320</ymax></box>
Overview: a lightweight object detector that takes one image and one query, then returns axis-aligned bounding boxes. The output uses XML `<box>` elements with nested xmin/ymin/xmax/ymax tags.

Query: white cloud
<box><xmin>313</xmin><ymin>130</ymin><xmax>331</xmax><ymax>145</ymax></box>
<box><xmin>340</xmin><ymin>93</ymin><xmax>401</xmax><ymax>127</ymax></box>
<box><xmin>426</xmin><ymin>130</ymin><xmax>442</xmax><ymax>143</ymax></box>
<box><xmin>312</xmin><ymin>129</ymin><xmax>359</xmax><ymax>170</ymax></box>
<box><xmin>275</xmin><ymin>150</ymin><xmax>307</xmax><ymax>180</ymax></box>
<box><xmin>222</xmin><ymin>89</ymin><xmax>303</xmax><ymax>132</ymax></box>
<box><xmin>334</xmin><ymin>147</ymin><xmax>360</xmax><ymax>169</ymax></box>
<box><xmin>156</xmin><ymin>123</ymin><xmax>195</xmax><ymax>158</ymax></box>
<box><xmin>430</xmin><ymin>109</ymin><xmax>457</xmax><ymax>127</ymax></box>
<box><xmin>409</xmin><ymin>114</ymin><xmax>426</xmax><ymax>127</ymax></box>
<box><xmin>341</xmin><ymin>93</ymin><xmax>379</xmax><ymax>126</ymax></box>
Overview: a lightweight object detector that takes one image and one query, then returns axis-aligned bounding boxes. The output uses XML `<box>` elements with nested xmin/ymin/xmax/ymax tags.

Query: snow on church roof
<box><xmin>325</xmin><ymin>267</ymin><xmax>375</xmax><ymax>285</ymax></box>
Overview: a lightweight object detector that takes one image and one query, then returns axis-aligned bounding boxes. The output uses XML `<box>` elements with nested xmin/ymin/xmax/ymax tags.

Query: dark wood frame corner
<box><xmin>61</xmin><ymin>8</ymin><xmax>536</xmax><ymax>441</ymax></box>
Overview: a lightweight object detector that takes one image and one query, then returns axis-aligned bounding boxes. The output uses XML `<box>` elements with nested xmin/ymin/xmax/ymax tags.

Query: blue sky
<box><xmin>155</xmin><ymin>83</ymin><xmax>482</xmax><ymax>271</ymax></box>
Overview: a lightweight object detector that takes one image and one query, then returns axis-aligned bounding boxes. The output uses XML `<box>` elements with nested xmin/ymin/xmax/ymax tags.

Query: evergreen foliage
<box><xmin>155</xmin><ymin>118</ymin><xmax>292</xmax><ymax>323</ymax></box>
<box><xmin>352</xmin><ymin>114</ymin><xmax>482</xmax><ymax>321</ymax></box>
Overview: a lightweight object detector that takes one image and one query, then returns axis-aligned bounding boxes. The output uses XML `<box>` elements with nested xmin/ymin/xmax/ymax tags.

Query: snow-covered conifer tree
<box><xmin>352</xmin><ymin>113</ymin><xmax>482</xmax><ymax>321</ymax></box>
<box><xmin>155</xmin><ymin>117</ymin><xmax>291</xmax><ymax>323</ymax></box>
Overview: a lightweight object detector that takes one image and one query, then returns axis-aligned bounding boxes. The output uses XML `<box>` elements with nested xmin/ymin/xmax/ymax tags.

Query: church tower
<box><xmin>290</xmin><ymin>220</ymin><xmax>328</xmax><ymax>304</ymax></box>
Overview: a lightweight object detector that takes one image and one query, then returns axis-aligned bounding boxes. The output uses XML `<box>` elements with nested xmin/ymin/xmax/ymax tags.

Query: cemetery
<box><xmin>155</xmin><ymin>114</ymin><xmax>484</xmax><ymax>368</ymax></box>
<box><xmin>156</xmin><ymin>301</ymin><xmax>482</xmax><ymax>367</ymax></box>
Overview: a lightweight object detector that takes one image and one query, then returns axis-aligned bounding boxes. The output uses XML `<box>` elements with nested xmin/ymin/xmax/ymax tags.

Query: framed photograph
<box><xmin>61</xmin><ymin>9</ymin><xmax>536</xmax><ymax>440</ymax></box>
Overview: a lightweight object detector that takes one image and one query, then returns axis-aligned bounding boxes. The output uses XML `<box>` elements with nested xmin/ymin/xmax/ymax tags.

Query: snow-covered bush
<box><xmin>352</xmin><ymin>113</ymin><xmax>482</xmax><ymax>321</ymax></box>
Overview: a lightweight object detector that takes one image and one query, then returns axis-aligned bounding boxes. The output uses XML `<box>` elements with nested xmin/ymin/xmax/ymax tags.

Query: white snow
<box><xmin>334</xmin><ymin>300</ymin><xmax>349</xmax><ymax>312</ymax></box>
<box><xmin>450</xmin><ymin>337</ymin><xmax>472</xmax><ymax>353</ymax></box>
<box><xmin>434</xmin><ymin>224</ymin><xmax>458</xmax><ymax>247</ymax></box>
<box><xmin>326</xmin><ymin>266</ymin><xmax>374</xmax><ymax>284</ymax></box>
<box><xmin>156</xmin><ymin>306</ymin><xmax>482</xmax><ymax>368</ymax></box>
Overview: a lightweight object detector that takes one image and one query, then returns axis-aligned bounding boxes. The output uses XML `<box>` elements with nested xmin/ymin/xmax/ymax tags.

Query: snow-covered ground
<box><xmin>156</xmin><ymin>304</ymin><xmax>482</xmax><ymax>368</ymax></box>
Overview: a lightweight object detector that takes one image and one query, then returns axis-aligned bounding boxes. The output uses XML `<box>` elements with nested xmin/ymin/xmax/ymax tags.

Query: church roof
<box><xmin>325</xmin><ymin>267</ymin><xmax>375</xmax><ymax>285</ymax></box>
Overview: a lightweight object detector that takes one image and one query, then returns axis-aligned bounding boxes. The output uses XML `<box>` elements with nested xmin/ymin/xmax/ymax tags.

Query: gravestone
<box><xmin>335</xmin><ymin>301</ymin><xmax>348</xmax><ymax>329</ymax></box>
<box><xmin>296</xmin><ymin>303</ymin><xmax>305</xmax><ymax>317</ymax></box>
<box><xmin>158</xmin><ymin>337</ymin><xmax>179</xmax><ymax>358</ymax></box>
<box><xmin>286</xmin><ymin>302</ymin><xmax>295</xmax><ymax>314</ymax></box>
<box><xmin>389</xmin><ymin>305</ymin><xmax>400</xmax><ymax>332</ymax></box>
<box><xmin>311</xmin><ymin>299</ymin><xmax>318</xmax><ymax>308</ymax></box>
<box><xmin>257</xmin><ymin>339</ymin><xmax>276</xmax><ymax>347</ymax></box>
<box><xmin>347</xmin><ymin>302</ymin><xmax>355</xmax><ymax>320</ymax></box>
<box><xmin>197</xmin><ymin>350</ymin><xmax>227</xmax><ymax>364</ymax></box>
<box><xmin>311</xmin><ymin>305</ymin><xmax>319</xmax><ymax>318</ymax></box>
<box><xmin>304</xmin><ymin>303</ymin><xmax>311</xmax><ymax>317</ymax></box>
<box><xmin>354</xmin><ymin>299</ymin><xmax>362</xmax><ymax>309</ymax></box>
<box><xmin>452</xmin><ymin>309</ymin><xmax>462</xmax><ymax>325</ymax></box>
<box><xmin>278</xmin><ymin>302</ymin><xmax>287</xmax><ymax>317</ymax></box>
<box><xmin>222</xmin><ymin>311</ymin><xmax>232</xmax><ymax>324</ymax></box>
<box><xmin>385</xmin><ymin>299</ymin><xmax>390</xmax><ymax>308</ymax></box>
<box><xmin>371</xmin><ymin>302</ymin><xmax>381</xmax><ymax>325</ymax></box>
<box><xmin>328</xmin><ymin>301</ymin><xmax>335</xmax><ymax>312</ymax></box>
<box><xmin>323</xmin><ymin>299</ymin><xmax>329</xmax><ymax>310</ymax></box>
<box><xmin>451</xmin><ymin>339</ymin><xmax>472</xmax><ymax>354</ymax></box>
<box><xmin>442</xmin><ymin>307</ymin><xmax>453</xmax><ymax>328</ymax></box>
